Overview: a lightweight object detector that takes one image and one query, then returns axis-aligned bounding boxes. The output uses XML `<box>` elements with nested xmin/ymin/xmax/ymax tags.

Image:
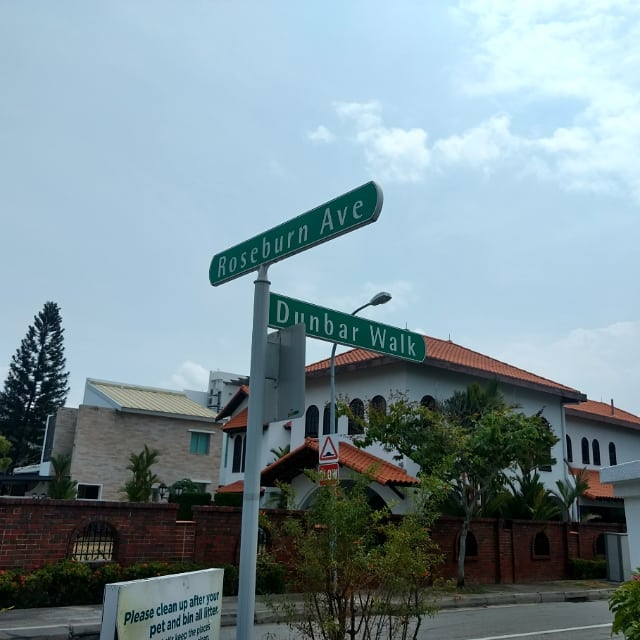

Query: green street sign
<box><xmin>269</xmin><ymin>293</ymin><xmax>426</xmax><ymax>363</ymax></box>
<box><xmin>209</xmin><ymin>181</ymin><xmax>383</xmax><ymax>286</ymax></box>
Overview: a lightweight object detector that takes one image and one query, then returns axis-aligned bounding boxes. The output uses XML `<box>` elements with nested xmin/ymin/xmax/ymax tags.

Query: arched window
<box><xmin>581</xmin><ymin>437</ymin><xmax>590</xmax><ymax>464</ymax></box>
<box><xmin>348</xmin><ymin>398</ymin><xmax>365</xmax><ymax>435</ymax></box>
<box><xmin>322</xmin><ymin>405</ymin><xmax>337</xmax><ymax>435</ymax></box>
<box><xmin>592</xmin><ymin>439</ymin><xmax>601</xmax><ymax>466</ymax></box>
<box><xmin>609</xmin><ymin>442</ymin><xmax>618</xmax><ymax>466</ymax></box>
<box><xmin>420</xmin><ymin>395</ymin><xmax>436</xmax><ymax>410</ymax></box>
<box><xmin>566</xmin><ymin>435</ymin><xmax>573</xmax><ymax>463</ymax></box>
<box><xmin>232</xmin><ymin>435</ymin><xmax>246</xmax><ymax>473</ymax></box>
<box><xmin>370</xmin><ymin>395</ymin><xmax>387</xmax><ymax>415</ymax></box>
<box><xmin>533</xmin><ymin>531</ymin><xmax>550</xmax><ymax>557</ymax></box>
<box><xmin>461</xmin><ymin>531</ymin><xmax>478</xmax><ymax>559</ymax></box>
<box><xmin>71</xmin><ymin>521</ymin><xmax>116</xmax><ymax>563</ymax></box>
<box><xmin>305</xmin><ymin>405</ymin><xmax>319</xmax><ymax>438</ymax></box>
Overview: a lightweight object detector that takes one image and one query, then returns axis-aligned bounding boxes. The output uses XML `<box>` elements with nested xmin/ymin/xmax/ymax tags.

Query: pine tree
<box><xmin>0</xmin><ymin>302</ymin><xmax>70</xmax><ymax>467</ymax></box>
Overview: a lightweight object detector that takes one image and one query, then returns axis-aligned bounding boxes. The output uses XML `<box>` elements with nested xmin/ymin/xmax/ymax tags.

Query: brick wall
<box><xmin>0</xmin><ymin>498</ymin><xmax>625</xmax><ymax>582</ymax></box>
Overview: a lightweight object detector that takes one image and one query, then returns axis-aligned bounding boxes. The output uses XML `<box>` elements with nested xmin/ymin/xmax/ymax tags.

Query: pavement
<box><xmin>0</xmin><ymin>580</ymin><xmax>619</xmax><ymax>640</ymax></box>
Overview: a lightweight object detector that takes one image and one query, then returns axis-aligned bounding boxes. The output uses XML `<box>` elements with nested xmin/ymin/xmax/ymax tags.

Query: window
<box><xmin>420</xmin><ymin>395</ymin><xmax>436</xmax><ymax>410</ymax></box>
<box><xmin>457</xmin><ymin>531</ymin><xmax>478</xmax><ymax>559</ymax></box>
<box><xmin>370</xmin><ymin>395</ymin><xmax>387</xmax><ymax>415</ymax></box>
<box><xmin>348</xmin><ymin>398</ymin><xmax>365</xmax><ymax>435</ymax></box>
<box><xmin>609</xmin><ymin>442</ymin><xmax>617</xmax><ymax>466</ymax></box>
<box><xmin>232</xmin><ymin>435</ymin><xmax>246</xmax><ymax>473</ymax></box>
<box><xmin>595</xmin><ymin>534</ymin><xmax>606</xmax><ymax>556</ymax></box>
<box><xmin>305</xmin><ymin>405</ymin><xmax>319</xmax><ymax>438</ymax></box>
<box><xmin>190</xmin><ymin>432</ymin><xmax>210</xmax><ymax>455</ymax></box>
<box><xmin>581</xmin><ymin>437</ymin><xmax>590</xmax><ymax>464</ymax></box>
<box><xmin>566</xmin><ymin>435</ymin><xmax>573</xmax><ymax>463</ymax></box>
<box><xmin>533</xmin><ymin>531</ymin><xmax>550</xmax><ymax>558</ymax></box>
<box><xmin>322</xmin><ymin>405</ymin><xmax>337</xmax><ymax>435</ymax></box>
<box><xmin>592</xmin><ymin>439</ymin><xmax>601</xmax><ymax>466</ymax></box>
<box><xmin>71</xmin><ymin>521</ymin><xmax>115</xmax><ymax>562</ymax></box>
<box><xmin>77</xmin><ymin>484</ymin><xmax>101</xmax><ymax>500</ymax></box>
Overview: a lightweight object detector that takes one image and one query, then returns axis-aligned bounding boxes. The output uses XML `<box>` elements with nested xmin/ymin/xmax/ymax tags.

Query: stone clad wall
<box><xmin>0</xmin><ymin>498</ymin><xmax>625</xmax><ymax>583</ymax></box>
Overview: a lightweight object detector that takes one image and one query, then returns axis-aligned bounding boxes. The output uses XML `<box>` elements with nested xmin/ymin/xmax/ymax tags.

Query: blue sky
<box><xmin>1</xmin><ymin>1</ymin><xmax>639</xmax><ymax>414</ymax></box>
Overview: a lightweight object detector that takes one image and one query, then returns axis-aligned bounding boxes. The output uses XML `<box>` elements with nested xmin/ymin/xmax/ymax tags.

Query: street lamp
<box><xmin>329</xmin><ymin>292</ymin><xmax>392</xmax><ymax>436</ymax></box>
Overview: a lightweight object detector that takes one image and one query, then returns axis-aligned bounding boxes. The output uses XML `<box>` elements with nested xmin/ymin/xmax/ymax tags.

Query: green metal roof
<box><xmin>87</xmin><ymin>379</ymin><xmax>216</xmax><ymax>420</ymax></box>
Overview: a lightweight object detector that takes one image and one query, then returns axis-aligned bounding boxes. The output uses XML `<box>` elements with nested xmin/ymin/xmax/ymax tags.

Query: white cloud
<box><xmin>333</xmin><ymin>101</ymin><xmax>431</xmax><ymax>182</ymax></box>
<box><xmin>494</xmin><ymin>320</ymin><xmax>640</xmax><ymax>416</ymax></box>
<box><xmin>307</xmin><ymin>125</ymin><xmax>335</xmax><ymax>143</ymax></box>
<box><xmin>434</xmin><ymin>115</ymin><xmax>518</xmax><ymax>170</ymax></box>
<box><xmin>450</xmin><ymin>0</ymin><xmax>640</xmax><ymax>200</ymax></box>
<box><xmin>167</xmin><ymin>360</ymin><xmax>209</xmax><ymax>391</ymax></box>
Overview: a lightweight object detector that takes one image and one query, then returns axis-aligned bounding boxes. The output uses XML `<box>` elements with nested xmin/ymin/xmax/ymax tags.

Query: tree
<box><xmin>0</xmin><ymin>435</ymin><xmax>11</xmax><ymax>471</ymax></box>
<box><xmin>554</xmin><ymin>465</ymin><xmax>590</xmax><ymax>522</ymax></box>
<box><xmin>269</xmin><ymin>444</ymin><xmax>290</xmax><ymax>462</ymax></box>
<box><xmin>122</xmin><ymin>445</ymin><xmax>160</xmax><ymax>502</ymax></box>
<box><xmin>269</xmin><ymin>475</ymin><xmax>442</xmax><ymax>640</ymax></box>
<box><xmin>355</xmin><ymin>383</ymin><xmax>558</xmax><ymax>587</ymax></box>
<box><xmin>0</xmin><ymin>302</ymin><xmax>70</xmax><ymax>467</ymax></box>
<box><xmin>47</xmin><ymin>453</ymin><xmax>78</xmax><ymax>499</ymax></box>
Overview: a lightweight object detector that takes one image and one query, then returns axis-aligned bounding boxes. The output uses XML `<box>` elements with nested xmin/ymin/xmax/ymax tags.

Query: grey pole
<box><xmin>237</xmin><ymin>264</ymin><xmax>270</xmax><ymax>640</ymax></box>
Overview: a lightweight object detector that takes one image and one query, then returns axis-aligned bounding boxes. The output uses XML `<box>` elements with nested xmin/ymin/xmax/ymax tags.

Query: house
<box><xmin>39</xmin><ymin>379</ymin><xmax>221</xmax><ymax>500</ymax></box>
<box><xmin>564</xmin><ymin>399</ymin><xmax>640</xmax><ymax>522</ymax></box>
<box><xmin>216</xmin><ymin>335</ymin><xmax>640</xmax><ymax>520</ymax></box>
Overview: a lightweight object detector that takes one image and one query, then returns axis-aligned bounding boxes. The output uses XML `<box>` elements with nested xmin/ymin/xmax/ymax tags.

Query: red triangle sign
<box><xmin>319</xmin><ymin>435</ymin><xmax>339</xmax><ymax>462</ymax></box>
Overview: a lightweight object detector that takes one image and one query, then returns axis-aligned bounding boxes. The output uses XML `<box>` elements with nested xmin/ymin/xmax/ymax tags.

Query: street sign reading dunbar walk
<box><xmin>209</xmin><ymin>181</ymin><xmax>383</xmax><ymax>286</ymax></box>
<box><xmin>269</xmin><ymin>293</ymin><xmax>426</xmax><ymax>362</ymax></box>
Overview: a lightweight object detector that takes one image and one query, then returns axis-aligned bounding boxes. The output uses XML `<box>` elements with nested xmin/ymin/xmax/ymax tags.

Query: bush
<box><xmin>610</xmin><ymin>570</ymin><xmax>640</xmax><ymax>639</ymax></box>
<box><xmin>256</xmin><ymin>556</ymin><xmax>287</xmax><ymax>595</ymax></box>
<box><xmin>0</xmin><ymin>560</ymin><xmax>224</xmax><ymax>610</ymax></box>
<box><xmin>172</xmin><ymin>492</ymin><xmax>212</xmax><ymax>520</ymax></box>
<box><xmin>568</xmin><ymin>558</ymin><xmax>607</xmax><ymax>579</ymax></box>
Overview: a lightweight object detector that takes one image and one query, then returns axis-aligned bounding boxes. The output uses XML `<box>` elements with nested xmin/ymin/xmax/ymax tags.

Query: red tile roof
<box><xmin>260</xmin><ymin>437</ymin><xmax>418</xmax><ymax>488</ymax></box>
<box><xmin>306</xmin><ymin>339</ymin><xmax>584</xmax><ymax>401</ymax></box>
<box><xmin>569</xmin><ymin>467</ymin><xmax>617</xmax><ymax>500</ymax></box>
<box><xmin>222</xmin><ymin>407</ymin><xmax>248</xmax><ymax>432</ymax></box>
<box><xmin>566</xmin><ymin>399</ymin><xmax>640</xmax><ymax>430</ymax></box>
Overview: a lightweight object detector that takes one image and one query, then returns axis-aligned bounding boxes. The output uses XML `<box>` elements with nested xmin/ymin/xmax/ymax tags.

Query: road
<box><xmin>220</xmin><ymin>599</ymin><xmax>622</xmax><ymax>640</ymax></box>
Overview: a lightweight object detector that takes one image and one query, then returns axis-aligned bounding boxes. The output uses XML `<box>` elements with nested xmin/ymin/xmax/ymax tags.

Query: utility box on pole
<box><xmin>264</xmin><ymin>322</ymin><xmax>306</xmax><ymax>423</ymax></box>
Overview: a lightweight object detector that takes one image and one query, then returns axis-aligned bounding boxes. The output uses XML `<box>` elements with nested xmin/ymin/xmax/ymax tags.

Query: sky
<box><xmin>1</xmin><ymin>1</ymin><xmax>638</xmax><ymax>415</ymax></box>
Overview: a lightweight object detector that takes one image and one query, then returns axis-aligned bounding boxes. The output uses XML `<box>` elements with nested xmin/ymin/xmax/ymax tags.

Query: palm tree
<box><xmin>269</xmin><ymin>444</ymin><xmax>290</xmax><ymax>462</ymax></box>
<box><xmin>47</xmin><ymin>453</ymin><xmax>77</xmax><ymax>499</ymax></box>
<box><xmin>122</xmin><ymin>445</ymin><xmax>160</xmax><ymax>502</ymax></box>
<box><xmin>554</xmin><ymin>465</ymin><xmax>590</xmax><ymax>522</ymax></box>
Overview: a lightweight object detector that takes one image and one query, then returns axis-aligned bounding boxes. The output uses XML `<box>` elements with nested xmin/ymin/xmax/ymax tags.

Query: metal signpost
<box><xmin>268</xmin><ymin>292</ymin><xmax>427</xmax><ymax>362</ymax></box>
<box><xmin>208</xmin><ymin>182</ymin><xmax>383</xmax><ymax>640</ymax></box>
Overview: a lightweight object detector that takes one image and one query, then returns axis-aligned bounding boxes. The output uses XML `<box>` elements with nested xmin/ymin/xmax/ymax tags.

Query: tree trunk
<box><xmin>457</xmin><ymin>512</ymin><xmax>471</xmax><ymax>588</ymax></box>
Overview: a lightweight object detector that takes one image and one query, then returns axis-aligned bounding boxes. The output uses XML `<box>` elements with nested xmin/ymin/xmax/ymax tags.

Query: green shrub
<box><xmin>213</xmin><ymin>492</ymin><xmax>243</xmax><ymax>507</ymax></box>
<box><xmin>223</xmin><ymin>564</ymin><xmax>239</xmax><ymax>596</ymax></box>
<box><xmin>0</xmin><ymin>570</ymin><xmax>21</xmax><ymax>610</ymax></box>
<box><xmin>568</xmin><ymin>557</ymin><xmax>607</xmax><ymax>579</ymax></box>
<box><xmin>610</xmin><ymin>570</ymin><xmax>640</xmax><ymax>639</ymax></box>
<box><xmin>256</xmin><ymin>556</ymin><xmax>287</xmax><ymax>595</ymax></box>
<box><xmin>1</xmin><ymin>560</ymin><xmax>212</xmax><ymax>609</ymax></box>
<box><xmin>36</xmin><ymin>560</ymin><xmax>94</xmax><ymax>606</ymax></box>
<box><xmin>172</xmin><ymin>492</ymin><xmax>212</xmax><ymax>520</ymax></box>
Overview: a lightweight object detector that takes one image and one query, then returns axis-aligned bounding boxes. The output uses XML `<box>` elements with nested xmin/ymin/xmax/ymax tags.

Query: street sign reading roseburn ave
<box><xmin>269</xmin><ymin>293</ymin><xmax>426</xmax><ymax>363</ymax></box>
<box><xmin>209</xmin><ymin>181</ymin><xmax>383</xmax><ymax>286</ymax></box>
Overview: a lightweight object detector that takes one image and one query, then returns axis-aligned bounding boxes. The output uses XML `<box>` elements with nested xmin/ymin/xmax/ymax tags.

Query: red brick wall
<box><xmin>0</xmin><ymin>499</ymin><xmax>193</xmax><ymax>570</ymax></box>
<box><xmin>0</xmin><ymin>498</ymin><xmax>625</xmax><ymax>583</ymax></box>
